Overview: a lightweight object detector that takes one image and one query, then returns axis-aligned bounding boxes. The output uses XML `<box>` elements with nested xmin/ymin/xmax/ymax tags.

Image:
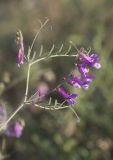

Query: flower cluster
<box><xmin>57</xmin><ymin>48</ymin><xmax>101</xmax><ymax>106</ymax></box>
<box><xmin>16</xmin><ymin>30</ymin><xmax>25</xmax><ymax>67</ymax></box>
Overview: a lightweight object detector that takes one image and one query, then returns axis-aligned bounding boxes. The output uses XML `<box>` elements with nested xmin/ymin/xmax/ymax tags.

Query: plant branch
<box><xmin>24</xmin><ymin>63</ymin><xmax>31</xmax><ymax>102</ymax></box>
<box><xmin>0</xmin><ymin>103</ymin><xmax>24</xmax><ymax>131</ymax></box>
<box><xmin>0</xmin><ymin>20</ymin><xmax>49</xmax><ymax>127</ymax></box>
<box><xmin>25</xmin><ymin>102</ymin><xmax>69</xmax><ymax>110</ymax></box>
<box><xmin>27</xmin><ymin>19</ymin><xmax>49</xmax><ymax>61</ymax></box>
<box><xmin>31</xmin><ymin>54</ymin><xmax>78</xmax><ymax>66</ymax></box>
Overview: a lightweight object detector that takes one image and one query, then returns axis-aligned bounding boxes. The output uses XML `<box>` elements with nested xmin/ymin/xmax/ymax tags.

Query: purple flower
<box><xmin>77</xmin><ymin>64</ymin><xmax>88</xmax><ymax>77</ymax></box>
<box><xmin>64</xmin><ymin>75</ymin><xmax>91</xmax><ymax>90</ymax></box>
<box><xmin>65</xmin><ymin>76</ymin><xmax>81</xmax><ymax>89</ymax></box>
<box><xmin>16</xmin><ymin>30</ymin><xmax>25</xmax><ymax>67</ymax></box>
<box><xmin>4</xmin><ymin>121</ymin><xmax>24</xmax><ymax>138</ymax></box>
<box><xmin>79</xmin><ymin>51</ymin><xmax>101</xmax><ymax>69</ymax></box>
<box><xmin>57</xmin><ymin>87</ymin><xmax>78</xmax><ymax>105</ymax></box>
<box><xmin>76</xmin><ymin>64</ymin><xmax>94</xmax><ymax>80</ymax></box>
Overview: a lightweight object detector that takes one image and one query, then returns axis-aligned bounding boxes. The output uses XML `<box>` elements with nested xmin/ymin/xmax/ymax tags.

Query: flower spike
<box><xmin>16</xmin><ymin>30</ymin><xmax>25</xmax><ymax>67</ymax></box>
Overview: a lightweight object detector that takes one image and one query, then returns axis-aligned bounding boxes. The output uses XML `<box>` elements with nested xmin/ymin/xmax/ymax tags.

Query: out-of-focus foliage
<box><xmin>0</xmin><ymin>0</ymin><xmax>113</xmax><ymax>159</ymax></box>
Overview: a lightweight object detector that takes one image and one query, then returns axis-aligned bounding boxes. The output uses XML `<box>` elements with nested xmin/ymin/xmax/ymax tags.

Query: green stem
<box><xmin>0</xmin><ymin>64</ymin><xmax>31</xmax><ymax>129</ymax></box>
<box><xmin>24</xmin><ymin>64</ymin><xmax>31</xmax><ymax>102</ymax></box>
<box><xmin>2</xmin><ymin>103</ymin><xmax>24</xmax><ymax>129</ymax></box>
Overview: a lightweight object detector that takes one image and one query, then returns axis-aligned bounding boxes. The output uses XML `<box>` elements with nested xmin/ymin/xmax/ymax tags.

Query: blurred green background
<box><xmin>0</xmin><ymin>0</ymin><xmax>113</xmax><ymax>159</ymax></box>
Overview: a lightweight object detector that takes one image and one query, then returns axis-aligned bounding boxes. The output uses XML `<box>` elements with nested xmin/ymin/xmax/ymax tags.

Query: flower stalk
<box><xmin>0</xmin><ymin>19</ymin><xmax>101</xmax><ymax>139</ymax></box>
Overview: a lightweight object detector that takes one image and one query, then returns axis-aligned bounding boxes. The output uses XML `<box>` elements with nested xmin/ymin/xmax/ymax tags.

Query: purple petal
<box><xmin>82</xmin><ymin>84</ymin><xmax>89</xmax><ymax>90</ymax></box>
<box><xmin>77</xmin><ymin>64</ymin><xmax>88</xmax><ymax>78</ymax></box>
<box><xmin>57</xmin><ymin>87</ymin><xmax>68</xmax><ymax>99</ymax></box>
<box><xmin>83</xmin><ymin>75</ymin><xmax>94</xmax><ymax>83</ymax></box>
<box><xmin>65</xmin><ymin>79</ymin><xmax>81</xmax><ymax>88</ymax></box>
<box><xmin>73</xmin><ymin>83</ymin><xmax>81</xmax><ymax>88</ymax></box>
<box><xmin>69</xmin><ymin>93</ymin><xmax>78</xmax><ymax>98</ymax></box>
<box><xmin>93</xmin><ymin>63</ymin><xmax>101</xmax><ymax>69</ymax></box>
<box><xmin>17</xmin><ymin>49</ymin><xmax>24</xmax><ymax>67</ymax></box>
<box><xmin>57</xmin><ymin>87</ymin><xmax>77</xmax><ymax>106</ymax></box>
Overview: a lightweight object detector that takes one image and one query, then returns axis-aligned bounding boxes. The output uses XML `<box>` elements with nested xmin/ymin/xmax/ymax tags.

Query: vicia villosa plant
<box><xmin>0</xmin><ymin>19</ymin><xmax>101</xmax><ymax>141</ymax></box>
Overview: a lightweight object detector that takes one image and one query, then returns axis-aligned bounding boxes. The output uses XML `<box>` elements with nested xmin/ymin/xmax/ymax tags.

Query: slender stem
<box><xmin>3</xmin><ymin>104</ymin><xmax>24</xmax><ymax>128</ymax></box>
<box><xmin>0</xmin><ymin>20</ymin><xmax>49</xmax><ymax>128</ymax></box>
<box><xmin>31</xmin><ymin>54</ymin><xmax>78</xmax><ymax>66</ymax></box>
<box><xmin>24</xmin><ymin>64</ymin><xmax>31</xmax><ymax>102</ymax></box>
<box><xmin>28</xmin><ymin>19</ymin><xmax>49</xmax><ymax>60</ymax></box>
<box><xmin>0</xmin><ymin>64</ymin><xmax>31</xmax><ymax>129</ymax></box>
<box><xmin>30</xmin><ymin>19</ymin><xmax>49</xmax><ymax>52</ymax></box>
<box><xmin>69</xmin><ymin>106</ymin><xmax>80</xmax><ymax>122</ymax></box>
